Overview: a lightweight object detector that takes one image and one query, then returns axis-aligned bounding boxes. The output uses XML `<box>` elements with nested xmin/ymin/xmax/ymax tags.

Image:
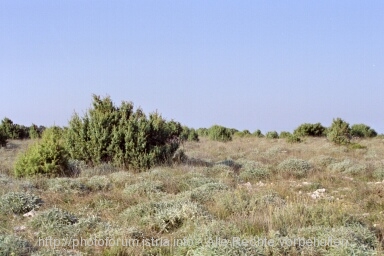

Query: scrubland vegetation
<box><xmin>1</xmin><ymin>96</ymin><xmax>384</xmax><ymax>255</ymax></box>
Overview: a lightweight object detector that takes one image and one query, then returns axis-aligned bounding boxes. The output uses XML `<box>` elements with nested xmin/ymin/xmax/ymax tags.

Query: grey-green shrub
<box><xmin>0</xmin><ymin>192</ymin><xmax>42</xmax><ymax>214</ymax></box>
<box><xmin>14</xmin><ymin>126</ymin><xmax>69</xmax><ymax>177</ymax></box>
<box><xmin>277</xmin><ymin>158</ymin><xmax>312</xmax><ymax>178</ymax></box>
<box><xmin>351</xmin><ymin>124</ymin><xmax>377</xmax><ymax>138</ymax></box>
<box><xmin>327</xmin><ymin>118</ymin><xmax>351</xmax><ymax>145</ymax></box>
<box><xmin>0</xmin><ymin>234</ymin><xmax>34</xmax><ymax>256</ymax></box>
<box><xmin>65</xmin><ymin>95</ymin><xmax>183</xmax><ymax>171</ymax></box>
<box><xmin>239</xmin><ymin>161</ymin><xmax>270</xmax><ymax>181</ymax></box>
<box><xmin>208</xmin><ymin>125</ymin><xmax>232</xmax><ymax>142</ymax></box>
<box><xmin>266</xmin><ymin>131</ymin><xmax>279</xmax><ymax>139</ymax></box>
<box><xmin>30</xmin><ymin>207</ymin><xmax>78</xmax><ymax>229</ymax></box>
<box><xmin>293</xmin><ymin>123</ymin><xmax>326</xmax><ymax>137</ymax></box>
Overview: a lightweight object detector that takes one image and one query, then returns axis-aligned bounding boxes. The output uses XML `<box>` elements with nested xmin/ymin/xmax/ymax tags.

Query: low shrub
<box><xmin>252</xmin><ymin>129</ymin><xmax>264</xmax><ymax>137</ymax></box>
<box><xmin>351</xmin><ymin>124</ymin><xmax>377</xmax><ymax>138</ymax></box>
<box><xmin>30</xmin><ymin>207</ymin><xmax>78</xmax><ymax>237</ymax></box>
<box><xmin>0</xmin><ymin>234</ymin><xmax>34</xmax><ymax>256</ymax></box>
<box><xmin>180</xmin><ymin>126</ymin><xmax>199</xmax><ymax>142</ymax></box>
<box><xmin>279</xmin><ymin>131</ymin><xmax>291</xmax><ymax>138</ymax></box>
<box><xmin>277</xmin><ymin>158</ymin><xmax>312</xmax><ymax>178</ymax></box>
<box><xmin>208</xmin><ymin>125</ymin><xmax>232</xmax><ymax>142</ymax></box>
<box><xmin>0</xmin><ymin>192</ymin><xmax>42</xmax><ymax>214</ymax></box>
<box><xmin>14</xmin><ymin>127</ymin><xmax>69</xmax><ymax>177</ymax></box>
<box><xmin>196</xmin><ymin>128</ymin><xmax>209</xmax><ymax>137</ymax></box>
<box><xmin>47</xmin><ymin>178</ymin><xmax>88</xmax><ymax>194</ymax></box>
<box><xmin>190</xmin><ymin>182</ymin><xmax>229</xmax><ymax>203</ymax></box>
<box><xmin>293</xmin><ymin>123</ymin><xmax>326</xmax><ymax>137</ymax></box>
<box><xmin>265</xmin><ymin>131</ymin><xmax>279</xmax><ymax>139</ymax></box>
<box><xmin>286</xmin><ymin>134</ymin><xmax>302</xmax><ymax>143</ymax></box>
<box><xmin>239</xmin><ymin>161</ymin><xmax>270</xmax><ymax>181</ymax></box>
<box><xmin>234</xmin><ymin>130</ymin><xmax>252</xmax><ymax>138</ymax></box>
<box><xmin>86</xmin><ymin>175</ymin><xmax>112</xmax><ymax>191</ymax></box>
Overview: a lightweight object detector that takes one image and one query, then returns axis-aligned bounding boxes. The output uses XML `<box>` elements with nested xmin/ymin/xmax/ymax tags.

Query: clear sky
<box><xmin>1</xmin><ymin>1</ymin><xmax>383</xmax><ymax>133</ymax></box>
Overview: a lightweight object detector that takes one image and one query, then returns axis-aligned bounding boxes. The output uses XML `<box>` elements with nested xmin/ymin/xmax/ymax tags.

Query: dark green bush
<box><xmin>293</xmin><ymin>122</ymin><xmax>326</xmax><ymax>137</ymax></box>
<box><xmin>180</xmin><ymin>126</ymin><xmax>199</xmax><ymax>142</ymax></box>
<box><xmin>65</xmin><ymin>95</ymin><xmax>182</xmax><ymax>171</ymax></box>
<box><xmin>327</xmin><ymin>118</ymin><xmax>351</xmax><ymax>145</ymax></box>
<box><xmin>0</xmin><ymin>128</ymin><xmax>7</xmax><ymax>148</ymax></box>
<box><xmin>14</xmin><ymin>126</ymin><xmax>69</xmax><ymax>177</ymax></box>
<box><xmin>351</xmin><ymin>124</ymin><xmax>377</xmax><ymax>138</ymax></box>
<box><xmin>266</xmin><ymin>131</ymin><xmax>279</xmax><ymax>139</ymax></box>
<box><xmin>208</xmin><ymin>125</ymin><xmax>232</xmax><ymax>142</ymax></box>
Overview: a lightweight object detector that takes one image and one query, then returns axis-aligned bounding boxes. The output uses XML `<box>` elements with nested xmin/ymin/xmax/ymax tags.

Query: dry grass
<box><xmin>1</xmin><ymin>137</ymin><xmax>384</xmax><ymax>255</ymax></box>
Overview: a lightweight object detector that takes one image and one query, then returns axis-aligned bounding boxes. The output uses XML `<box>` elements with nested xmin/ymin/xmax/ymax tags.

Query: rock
<box><xmin>23</xmin><ymin>209</ymin><xmax>36</xmax><ymax>217</ymax></box>
<box><xmin>14</xmin><ymin>226</ymin><xmax>26</xmax><ymax>232</ymax></box>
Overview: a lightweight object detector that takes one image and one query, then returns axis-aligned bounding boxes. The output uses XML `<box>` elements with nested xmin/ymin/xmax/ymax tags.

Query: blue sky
<box><xmin>1</xmin><ymin>1</ymin><xmax>383</xmax><ymax>133</ymax></box>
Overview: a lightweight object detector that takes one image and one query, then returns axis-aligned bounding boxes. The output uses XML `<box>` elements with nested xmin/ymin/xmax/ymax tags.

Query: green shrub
<box><xmin>327</xmin><ymin>118</ymin><xmax>351</xmax><ymax>145</ymax></box>
<box><xmin>14</xmin><ymin>126</ymin><xmax>69</xmax><ymax>177</ymax></box>
<box><xmin>0</xmin><ymin>117</ymin><xmax>29</xmax><ymax>139</ymax></box>
<box><xmin>196</xmin><ymin>128</ymin><xmax>209</xmax><ymax>137</ymax></box>
<box><xmin>29</xmin><ymin>124</ymin><xmax>40</xmax><ymax>139</ymax></box>
<box><xmin>234</xmin><ymin>130</ymin><xmax>252</xmax><ymax>138</ymax></box>
<box><xmin>208</xmin><ymin>125</ymin><xmax>232</xmax><ymax>142</ymax></box>
<box><xmin>252</xmin><ymin>129</ymin><xmax>264</xmax><ymax>137</ymax></box>
<box><xmin>286</xmin><ymin>134</ymin><xmax>302</xmax><ymax>143</ymax></box>
<box><xmin>277</xmin><ymin>158</ymin><xmax>312</xmax><ymax>178</ymax></box>
<box><xmin>65</xmin><ymin>95</ymin><xmax>182</xmax><ymax>171</ymax></box>
<box><xmin>279</xmin><ymin>131</ymin><xmax>291</xmax><ymax>138</ymax></box>
<box><xmin>265</xmin><ymin>131</ymin><xmax>279</xmax><ymax>139</ymax></box>
<box><xmin>293</xmin><ymin>122</ymin><xmax>326</xmax><ymax>137</ymax></box>
<box><xmin>351</xmin><ymin>124</ymin><xmax>377</xmax><ymax>138</ymax></box>
<box><xmin>180</xmin><ymin>126</ymin><xmax>199</xmax><ymax>142</ymax></box>
<box><xmin>0</xmin><ymin>192</ymin><xmax>42</xmax><ymax>214</ymax></box>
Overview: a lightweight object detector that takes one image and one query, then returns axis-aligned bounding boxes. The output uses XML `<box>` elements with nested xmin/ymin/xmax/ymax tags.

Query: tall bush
<box><xmin>65</xmin><ymin>95</ymin><xmax>182</xmax><ymax>171</ymax></box>
<box><xmin>327</xmin><ymin>118</ymin><xmax>351</xmax><ymax>145</ymax></box>
<box><xmin>14</xmin><ymin>126</ymin><xmax>69</xmax><ymax>177</ymax></box>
